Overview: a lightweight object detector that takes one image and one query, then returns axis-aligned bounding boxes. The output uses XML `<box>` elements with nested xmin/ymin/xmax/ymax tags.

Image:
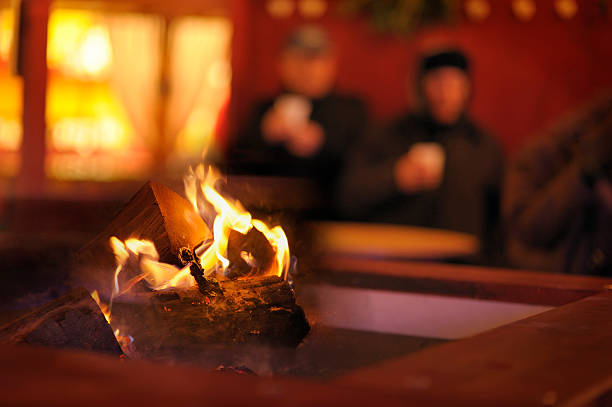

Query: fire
<box><xmin>110</xmin><ymin>236</ymin><xmax>194</xmax><ymax>291</ymax></box>
<box><xmin>90</xmin><ymin>290</ymin><xmax>110</xmax><ymax>323</ymax></box>
<box><xmin>97</xmin><ymin>164</ymin><xmax>291</xmax><ymax>305</ymax></box>
<box><xmin>90</xmin><ymin>164</ymin><xmax>295</xmax><ymax>355</ymax></box>
<box><xmin>183</xmin><ymin>164</ymin><xmax>290</xmax><ymax>279</ymax></box>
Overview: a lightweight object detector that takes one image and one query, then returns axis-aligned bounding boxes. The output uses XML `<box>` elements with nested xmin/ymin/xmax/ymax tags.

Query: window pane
<box><xmin>0</xmin><ymin>8</ymin><xmax>22</xmax><ymax>178</ymax></box>
<box><xmin>46</xmin><ymin>9</ymin><xmax>154</xmax><ymax>181</ymax></box>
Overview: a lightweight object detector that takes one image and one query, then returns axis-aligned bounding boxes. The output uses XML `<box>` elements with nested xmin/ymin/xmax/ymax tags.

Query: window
<box><xmin>0</xmin><ymin>7</ymin><xmax>232</xmax><ymax>182</ymax></box>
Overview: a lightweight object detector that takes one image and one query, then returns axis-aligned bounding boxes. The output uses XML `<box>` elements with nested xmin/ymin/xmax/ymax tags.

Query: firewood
<box><xmin>227</xmin><ymin>228</ymin><xmax>276</xmax><ymax>278</ymax></box>
<box><xmin>73</xmin><ymin>181</ymin><xmax>210</xmax><ymax>297</ymax></box>
<box><xmin>0</xmin><ymin>287</ymin><xmax>122</xmax><ymax>355</ymax></box>
<box><xmin>110</xmin><ymin>275</ymin><xmax>310</xmax><ymax>349</ymax></box>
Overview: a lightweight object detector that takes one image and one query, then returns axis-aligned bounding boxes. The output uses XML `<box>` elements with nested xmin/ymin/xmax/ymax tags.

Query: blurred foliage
<box><xmin>338</xmin><ymin>0</ymin><xmax>457</xmax><ymax>35</ymax></box>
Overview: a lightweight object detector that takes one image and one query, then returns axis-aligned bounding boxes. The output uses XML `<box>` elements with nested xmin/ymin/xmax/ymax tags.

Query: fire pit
<box><xmin>2</xmin><ymin>246</ymin><xmax>612</xmax><ymax>406</ymax></box>
<box><xmin>70</xmin><ymin>165</ymin><xmax>311</xmax><ymax>354</ymax></box>
<box><xmin>3</xmin><ymin>171</ymin><xmax>612</xmax><ymax>405</ymax></box>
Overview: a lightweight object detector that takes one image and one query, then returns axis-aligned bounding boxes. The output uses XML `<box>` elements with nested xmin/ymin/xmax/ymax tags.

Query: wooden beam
<box><xmin>16</xmin><ymin>0</ymin><xmax>50</xmax><ymax>197</ymax></box>
<box><xmin>0</xmin><ymin>344</ymin><xmax>409</xmax><ymax>407</ymax></box>
<box><xmin>227</xmin><ymin>0</ymin><xmax>252</xmax><ymax>145</ymax></box>
<box><xmin>4</xmin><ymin>293</ymin><xmax>612</xmax><ymax>406</ymax></box>
<box><xmin>0</xmin><ymin>288</ymin><xmax>122</xmax><ymax>355</ymax></box>
<box><xmin>315</xmin><ymin>256</ymin><xmax>612</xmax><ymax>306</ymax></box>
<box><xmin>153</xmin><ymin>15</ymin><xmax>171</xmax><ymax>174</ymax></box>
<box><xmin>51</xmin><ymin>0</ymin><xmax>229</xmax><ymax>17</ymax></box>
<box><xmin>339</xmin><ymin>291</ymin><xmax>612</xmax><ymax>407</ymax></box>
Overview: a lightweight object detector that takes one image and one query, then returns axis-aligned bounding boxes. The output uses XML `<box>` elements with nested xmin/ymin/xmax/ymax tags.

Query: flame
<box><xmin>94</xmin><ymin>164</ymin><xmax>291</xmax><ymax>334</ymax></box>
<box><xmin>252</xmin><ymin>220</ymin><xmax>290</xmax><ymax>279</ymax></box>
<box><xmin>91</xmin><ymin>290</ymin><xmax>111</xmax><ymax>323</ymax></box>
<box><xmin>109</xmin><ymin>236</ymin><xmax>195</xmax><ymax>292</ymax></box>
<box><xmin>91</xmin><ymin>290</ymin><xmax>134</xmax><ymax>355</ymax></box>
<box><xmin>184</xmin><ymin>164</ymin><xmax>290</xmax><ymax>279</ymax></box>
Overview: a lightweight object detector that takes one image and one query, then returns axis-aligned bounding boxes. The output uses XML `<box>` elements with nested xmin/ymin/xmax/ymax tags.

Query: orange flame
<box><xmin>93</xmin><ymin>164</ymin><xmax>291</xmax><ymax>337</ymax></box>
<box><xmin>108</xmin><ymin>236</ymin><xmax>194</xmax><ymax>292</ymax></box>
<box><xmin>90</xmin><ymin>290</ymin><xmax>111</xmax><ymax>323</ymax></box>
<box><xmin>101</xmin><ymin>165</ymin><xmax>290</xmax><ymax>299</ymax></box>
<box><xmin>184</xmin><ymin>164</ymin><xmax>290</xmax><ymax>279</ymax></box>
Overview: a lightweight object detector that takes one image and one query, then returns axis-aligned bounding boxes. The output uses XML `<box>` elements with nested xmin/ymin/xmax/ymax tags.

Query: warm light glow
<box><xmin>101</xmin><ymin>164</ymin><xmax>292</xmax><ymax>312</ymax></box>
<box><xmin>187</xmin><ymin>164</ymin><xmax>291</xmax><ymax>278</ymax></box>
<box><xmin>47</xmin><ymin>11</ymin><xmax>112</xmax><ymax>79</ymax></box>
<box><xmin>109</xmin><ymin>236</ymin><xmax>194</xmax><ymax>292</ymax></box>
<box><xmin>79</xmin><ymin>26</ymin><xmax>113</xmax><ymax>76</ymax></box>
<box><xmin>0</xmin><ymin>8</ymin><xmax>23</xmax><ymax>176</ymax></box>
<box><xmin>93</xmin><ymin>163</ymin><xmax>292</xmax><ymax>352</ymax></box>
<box><xmin>252</xmin><ymin>220</ymin><xmax>291</xmax><ymax>280</ymax></box>
<box><xmin>172</xmin><ymin>18</ymin><xmax>232</xmax><ymax>159</ymax></box>
<box><xmin>0</xmin><ymin>10</ymin><xmax>13</xmax><ymax>62</ymax></box>
<box><xmin>0</xmin><ymin>118</ymin><xmax>21</xmax><ymax>150</ymax></box>
<box><xmin>51</xmin><ymin>117</ymin><xmax>128</xmax><ymax>155</ymax></box>
<box><xmin>45</xmin><ymin>10</ymin><xmax>143</xmax><ymax>181</ymax></box>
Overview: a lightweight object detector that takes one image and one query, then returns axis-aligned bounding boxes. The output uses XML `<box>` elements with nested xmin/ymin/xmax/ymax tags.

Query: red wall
<box><xmin>230</xmin><ymin>0</ymin><xmax>612</xmax><ymax>155</ymax></box>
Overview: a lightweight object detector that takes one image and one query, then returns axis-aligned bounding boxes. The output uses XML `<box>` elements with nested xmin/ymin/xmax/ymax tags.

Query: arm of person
<box><xmin>289</xmin><ymin>97</ymin><xmax>369</xmax><ymax>161</ymax></box>
<box><xmin>503</xmin><ymin>136</ymin><xmax>592</xmax><ymax>248</ymax></box>
<box><xmin>335</xmin><ymin>144</ymin><xmax>401</xmax><ymax>219</ymax></box>
<box><xmin>505</xmin><ymin>108</ymin><xmax>612</xmax><ymax>248</ymax></box>
<box><xmin>335</xmin><ymin>119</ymin><xmax>427</xmax><ymax>219</ymax></box>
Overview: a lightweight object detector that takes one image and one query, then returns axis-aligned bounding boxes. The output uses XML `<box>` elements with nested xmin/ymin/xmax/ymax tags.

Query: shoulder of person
<box><xmin>509</xmin><ymin>94</ymin><xmax>612</xmax><ymax>169</ymax></box>
<box><xmin>387</xmin><ymin>112</ymin><xmax>423</xmax><ymax>133</ymax></box>
<box><xmin>462</xmin><ymin>117</ymin><xmax>500</xmax><ymax>150</ymax></box>
<box><xmin>324</xmin><ymin>92</ymin><xmax>368</xmax><ymax>111</ymax></box>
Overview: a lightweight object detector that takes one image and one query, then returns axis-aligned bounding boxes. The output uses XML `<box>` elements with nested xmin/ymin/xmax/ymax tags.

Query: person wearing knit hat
<box><xmin>337</xmin><ymin>47</ymin><xmax>504</xmax><ymax>263</ymax></box>
<box><xmin>228</xmin><ymin>25</ymin><xmax>369</xmax><ymax>217</ymax></box>
<box><xmin>416</xmin><ymin>49</ymin><xmax>471</xmax><ymax>124</ymax></box>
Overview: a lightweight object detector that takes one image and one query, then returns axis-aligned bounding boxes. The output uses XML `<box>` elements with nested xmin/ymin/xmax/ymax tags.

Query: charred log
<box><xmin>178</xmin><ymin>245</ymin><xmax>223</xmax><ymax>299</ymax></box>
<box><xmin>111</xmin><ymin>275</ymin><xmax>310</xmax><ymax>349</ymax></box>
<box><xmin>0</xmin><ymin>288</ymin><xmax>122</xmax><ymax>355</ymax></box>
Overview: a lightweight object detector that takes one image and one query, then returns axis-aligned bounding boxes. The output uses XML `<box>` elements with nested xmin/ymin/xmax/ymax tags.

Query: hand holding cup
<box><xmin>394</xmin><ymin>143</ymin><xmax>445</xmax><ymax>193</ymax></box>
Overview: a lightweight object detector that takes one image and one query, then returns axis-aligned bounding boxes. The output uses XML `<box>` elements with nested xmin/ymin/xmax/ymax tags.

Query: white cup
<box><xmin>409</xmin><ymin>142</ymin><xmax>446</xmax><ymax>177</ymax></box>
<box><xmin>274</xmin><ymin>95</ymin><xmax>312</xmax><ymax>132</ymax></box>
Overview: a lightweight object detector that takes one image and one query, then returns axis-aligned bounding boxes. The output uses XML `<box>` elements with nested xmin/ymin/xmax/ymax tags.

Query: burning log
<box><xmin>226</xmin><ymin>228</ymin><xmax>276</xmax><ymax>279</ymax></box>
<box><xmin>73</xmin><ymin>181</ymin><xmax>210</xmax><ymax>296</ymax></box>
<box><xmin>72</xmin><ymin>172</ymin><xmax>310</xmax><ymax>349</ymax></box>
<box><xmin>111</xmin><ymin>275</ymin><xmax>310</xmax><ymax>349</ymax></box>
<box><xmin>0</xmin><ymin>288</ymin><xmax>122</xmax><ymax>356</ymax></box>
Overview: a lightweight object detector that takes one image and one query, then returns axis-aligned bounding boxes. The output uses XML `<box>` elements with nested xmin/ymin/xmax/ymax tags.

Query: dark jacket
<box><xmin>228</xmin><ymin>92</ymin><xmax>368</xmax><ymax>195</ymax></box>
<box><xmin>504</xmin><ymin>94</ymin><xmax>612</xmax><ymax>275</ymax></box>
<box><xmin>336</xmin><ymin>113</ymin><xmax>503</xmax><ymax>254</ymax></box>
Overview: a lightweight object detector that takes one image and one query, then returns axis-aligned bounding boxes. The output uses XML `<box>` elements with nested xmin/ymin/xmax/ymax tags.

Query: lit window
<box><xmin>45</xmin><ymin>10</ymin><xmax>149</xmax><ymax>181</ymax></box>
<box><xmin>0</xmin><ymin>8</ymin><xmax>232</xmax><ymax>182</ymax></box>
<box><xmin>170</xmin><ymin>17</ymin><xmax>232</xmax><ymax>168</ymax></box>
<box><xmin>0</xmin><ymin>8</ymin><xmax>22</xmax><ymax>178</ymax></box>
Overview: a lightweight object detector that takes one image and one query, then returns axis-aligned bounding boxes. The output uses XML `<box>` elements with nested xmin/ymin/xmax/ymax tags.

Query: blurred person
<box><xmin>504</xmin><ymin>94</ymin><xmax>612</xmax><ymax>275</ymax></box>
<box><xmin>337</xmin><ymin>49</ymin><xmax>503</xmax><ymax>260</ymax></box>
<box><xmin>227</xmin><ymin>26</ymin><xmax>368</xmax><ymax>214</ymax></box>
